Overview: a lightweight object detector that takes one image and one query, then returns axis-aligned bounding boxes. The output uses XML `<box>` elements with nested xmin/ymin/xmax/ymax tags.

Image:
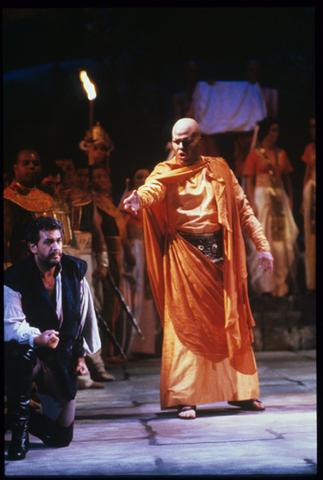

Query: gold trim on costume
<box><xmin>4</xmin><ymin>185</ymin><xmax>54</xmax><ymax>212</ymax></box>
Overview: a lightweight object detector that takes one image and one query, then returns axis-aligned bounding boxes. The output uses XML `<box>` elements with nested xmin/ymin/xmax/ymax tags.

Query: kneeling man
<box><xmin>4</xmin><ymin>216</ymin><xmax>101</xmax><ymax>460</ymax></box>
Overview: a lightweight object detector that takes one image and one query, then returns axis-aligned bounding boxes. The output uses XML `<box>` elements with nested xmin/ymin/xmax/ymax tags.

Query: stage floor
<box><xmin>4</xmin><ymin>350</ymin><xmax>317</xmax><ymax>477</ymax></box>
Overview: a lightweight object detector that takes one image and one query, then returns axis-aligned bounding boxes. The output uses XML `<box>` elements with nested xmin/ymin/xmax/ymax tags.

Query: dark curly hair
<box><xmin>257</xmin><ymin>116</ymin><xmax>279</xmax><ymax>142</ymax></box>
<box><xmin>25</xmin><ymin>216</ymin><xmax>65</xmax><ymax>246</ymax></box>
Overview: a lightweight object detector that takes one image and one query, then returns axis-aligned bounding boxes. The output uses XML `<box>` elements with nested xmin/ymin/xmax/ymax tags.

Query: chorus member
<box><xmin>243</xmin><ymin>117</ymin><xmax>299</xmax><ymax>297</ymax></box>
<box><xmin>301</xmin><ymin>118</ymin><xmax>316</xmax><ymax>294</ymax></box>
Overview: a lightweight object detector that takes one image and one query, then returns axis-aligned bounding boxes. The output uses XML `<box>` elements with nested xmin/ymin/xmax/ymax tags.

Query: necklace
<box><xmin>259</xmin><ymin>146</ymin><xmax>278</xmax><ymax>177</ymax></box>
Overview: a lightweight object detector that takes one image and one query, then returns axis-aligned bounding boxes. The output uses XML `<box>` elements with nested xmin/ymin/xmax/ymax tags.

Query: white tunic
<box><xmin>4</xmin><ymin>268</ymin><xmax>101</xmax><ymax>356</ymax></box>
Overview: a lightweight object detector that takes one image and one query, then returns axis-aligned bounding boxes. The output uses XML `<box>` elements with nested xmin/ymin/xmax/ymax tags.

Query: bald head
<box><xmin>172</xmin><ymin>118</ymin><xmax>201</xmax><ymax>166</ymax></box>
<box><xmin>172</xmin><ymin>118</ymin><xmax>201</xmax><ymax>139</ymax></box>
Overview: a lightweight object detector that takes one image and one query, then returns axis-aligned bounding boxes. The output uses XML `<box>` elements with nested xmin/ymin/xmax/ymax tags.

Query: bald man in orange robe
<box><xmin>124</xmin><ymin>118</ymin><xmax>273</xmax><ymax>419</ymax></box>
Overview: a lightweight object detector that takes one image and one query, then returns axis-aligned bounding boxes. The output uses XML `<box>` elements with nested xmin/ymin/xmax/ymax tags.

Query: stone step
<box><xmin>249</xmin><ymin>295</ymin><xmax>316</xmax><ymax>352</ymax></box>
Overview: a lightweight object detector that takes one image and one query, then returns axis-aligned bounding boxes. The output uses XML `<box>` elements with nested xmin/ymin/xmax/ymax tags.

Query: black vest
<box><xmin>4</xmin><ymin>253</ymin><xmax>87</xmax><ymax>400</ymax></box>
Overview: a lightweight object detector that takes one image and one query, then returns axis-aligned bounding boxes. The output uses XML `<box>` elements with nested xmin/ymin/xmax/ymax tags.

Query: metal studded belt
<box><xmin>179</xmin><ymin>229</ymin><xmax>223</xmax><ymax>263</ymax></box>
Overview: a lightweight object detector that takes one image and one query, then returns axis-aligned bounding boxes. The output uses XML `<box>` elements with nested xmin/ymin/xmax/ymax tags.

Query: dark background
<box><xmin>3</xmin><ymin>7</ymin><xmax>315</xmax><ymax>233</ymax></box>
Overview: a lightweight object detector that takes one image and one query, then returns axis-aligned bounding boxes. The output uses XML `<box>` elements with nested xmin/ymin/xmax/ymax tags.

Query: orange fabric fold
<box><xmin>141</xmin><ymin>156</ymin><xmax>269</xmax><ymax>360</ymax></box>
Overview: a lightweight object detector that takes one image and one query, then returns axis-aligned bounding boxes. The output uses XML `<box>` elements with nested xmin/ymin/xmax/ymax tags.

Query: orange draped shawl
<box><xmin>139</xmin><ymin>156</ymin><xmax>269</xmax><ymax>360</ymax></box>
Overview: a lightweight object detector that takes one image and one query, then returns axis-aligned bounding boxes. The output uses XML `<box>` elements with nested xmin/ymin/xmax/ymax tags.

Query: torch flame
<box><xmin>79</xmin><ymin>70</ymin><xmax>96</xmax><ymax>100</ymax></box>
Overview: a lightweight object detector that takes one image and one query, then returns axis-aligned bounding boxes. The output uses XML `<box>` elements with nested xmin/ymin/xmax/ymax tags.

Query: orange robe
<box><xmin>138</xmin><ymin>156</ymin><xmax>270</xmax><ymax>409</ymax></box>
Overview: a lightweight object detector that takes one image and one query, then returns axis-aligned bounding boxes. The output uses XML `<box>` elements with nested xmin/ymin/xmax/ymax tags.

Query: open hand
<box><xmin>258</xmin><ymin>251</ymin><xmax>274</xmax><ymax>275</ymax></box>
<box><xmin>123</xmin><ymin>190</ymin><xmax>140</xmax><ymax>215</ymax></box>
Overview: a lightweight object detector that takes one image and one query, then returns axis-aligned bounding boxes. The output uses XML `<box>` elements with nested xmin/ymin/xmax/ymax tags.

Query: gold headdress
<box><xmin>79</xmin><ymin>121</ymin><xmax>115</xmax><ymax>153</ymax></box>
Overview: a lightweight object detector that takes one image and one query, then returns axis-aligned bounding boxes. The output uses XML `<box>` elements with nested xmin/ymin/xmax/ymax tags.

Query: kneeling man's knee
<box><xmin>49</xmin><ymin>422</ymin><xmax>74</xmax><ymax>448</ymax></box>
<box><xmin>40</xmin><ymin>415</ymin><xmax>74</xmax><ymax>448</ymax></box>
<box><xmin>45</xmin><ymin>421</ymin><xmax>74</xmax><ymax>448</ymax></box>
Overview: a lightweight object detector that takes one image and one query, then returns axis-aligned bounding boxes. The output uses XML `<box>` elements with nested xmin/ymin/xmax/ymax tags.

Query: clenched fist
<box><xmin>34</xmin><ymin>330</ymin><xmax>59</xmax><ymax>349</ymax></box>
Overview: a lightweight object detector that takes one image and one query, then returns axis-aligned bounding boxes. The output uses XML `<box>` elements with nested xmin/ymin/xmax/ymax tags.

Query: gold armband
<box><xmin>96</xmin><ymin>251</ymin><xmax>109</xmax><ymax>268</ymax></box>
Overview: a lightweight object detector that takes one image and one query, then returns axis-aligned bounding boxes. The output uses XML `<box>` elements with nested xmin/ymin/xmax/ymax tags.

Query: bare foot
<box><xmin>177</xmin><ymin>405</ymin><xmax>196</xmax><ymax>419</ymax></box>
<box><xmin>228</xmin><ymin>399</ymin><xmax>265</xmax><ymax>411</ymax></box>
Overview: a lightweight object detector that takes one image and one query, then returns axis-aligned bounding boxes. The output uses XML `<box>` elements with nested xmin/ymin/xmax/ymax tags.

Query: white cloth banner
<box><xmin>191</xmin><ymin>81</ymin><xmax>268</xmax><ymax>134</ymax></box>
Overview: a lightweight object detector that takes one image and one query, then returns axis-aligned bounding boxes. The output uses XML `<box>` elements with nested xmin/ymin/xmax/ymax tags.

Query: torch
<box><xmin>79</xmin><ymin>70</ymin><xmax>97</xmax><ymax>165</ymax></box>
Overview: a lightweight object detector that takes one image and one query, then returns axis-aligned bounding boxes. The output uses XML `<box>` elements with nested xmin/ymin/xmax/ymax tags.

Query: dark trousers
<box><xmin>5</xmin><ymin>341</ymin><xmax>74</xmax><ymax>448</ymax></box>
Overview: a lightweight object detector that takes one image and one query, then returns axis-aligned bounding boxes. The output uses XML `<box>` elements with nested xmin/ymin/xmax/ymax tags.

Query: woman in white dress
<box><xmin>243</xmin><ymin>117</ymin><xmax>299</xmax><ymax>297</ymax></box>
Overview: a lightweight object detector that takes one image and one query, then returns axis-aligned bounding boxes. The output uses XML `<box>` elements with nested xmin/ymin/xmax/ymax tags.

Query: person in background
<box><xmin>40</xmin><ymin>163</ymin><xmax>62</xmax><ymax>199</ymax></box>
<box><xmin>79</xmin><ymin>121</ymin><xmax>115</xmax><ymax>174</ymax></box>
<box><xmin>301</xmin><ymin>117</ymin><xmax>316</xmax><ymax>295</ymax></box>
<box><xmin>120</xmin><ymin>169</ymin><xmax>162</xmax><ymax>358</ymax></box>
<box><xmin>243</xmin><ymin>116</ymin><xmax>299</xmax><ymax>297</ymax></box>
<box><xmin>60</xmin><ymin>157</ymin><xmax>116</xmax><ymax>386</ymax></box>
<box><xmin>91</xmin><ymin>164</ymin><xmax>136</xmax><ymax>365</ymax></box>
<box><xmin>234</xmin><ymin>60</ymin><xmax>278</xmax><ymax>183</ymax></box>
<box><xmin>55</xmin><ymin>156</ymin><xmax>76</xmax><ymax>203</ymax></box>
<box><xmin>39</xmin><ymin>162</ymin><xmax>74</xmax><ymax>248</ymax></box>
<box><xmin>73</xmin><ymin>159</ymin><xmax>91</xmax><ymax>192</ymax></box>
<box><xmin>4</xmin><ymin>150</ymin><xmax>54</xmax><ymax>267</ymax></box>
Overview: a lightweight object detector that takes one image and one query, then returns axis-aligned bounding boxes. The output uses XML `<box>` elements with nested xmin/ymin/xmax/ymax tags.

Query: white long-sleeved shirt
<box><xmin>4</xmin><ymin>271</ymin><xmax>101</xmax><ymax>356</ymax></box>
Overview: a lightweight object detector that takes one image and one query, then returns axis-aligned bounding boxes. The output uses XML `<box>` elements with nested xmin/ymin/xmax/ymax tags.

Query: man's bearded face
<box><xmin>30</xmin><ymin>229</ymin><xmax>63</xmax><ymax>269</ymax></box>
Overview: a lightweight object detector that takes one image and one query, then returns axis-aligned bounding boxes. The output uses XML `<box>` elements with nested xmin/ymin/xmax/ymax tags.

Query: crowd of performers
<box><xmin>4</xmin><ymin>123</ymin><xmax>162</xmax><ymax>392</ymax></box>
<box><xmin>4</xmin><ymin>75</ymin><xmax>315</xmax><ymax>459</ymax></box>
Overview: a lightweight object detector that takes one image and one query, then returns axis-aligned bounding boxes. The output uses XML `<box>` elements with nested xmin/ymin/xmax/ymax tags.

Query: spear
<box><xmin>104</xmin><ymin>272</ymin><xmax>144</xmax><ymax>339</ymax></box>
<box><xmin>95</xmin><ymin>307</ymin><xmax>127</xmax><ymax>361</ymax></box>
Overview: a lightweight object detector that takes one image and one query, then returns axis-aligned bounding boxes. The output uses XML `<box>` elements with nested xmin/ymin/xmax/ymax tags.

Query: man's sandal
<box><xmin>177</xmin><ymin>405</ymin><xmax>197</xmax><ymax>419</ymax></box>
<box><xmin>228</xmin><ymin>399</ymin><xmax>265</xmax><ymax>411</ymax></box>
